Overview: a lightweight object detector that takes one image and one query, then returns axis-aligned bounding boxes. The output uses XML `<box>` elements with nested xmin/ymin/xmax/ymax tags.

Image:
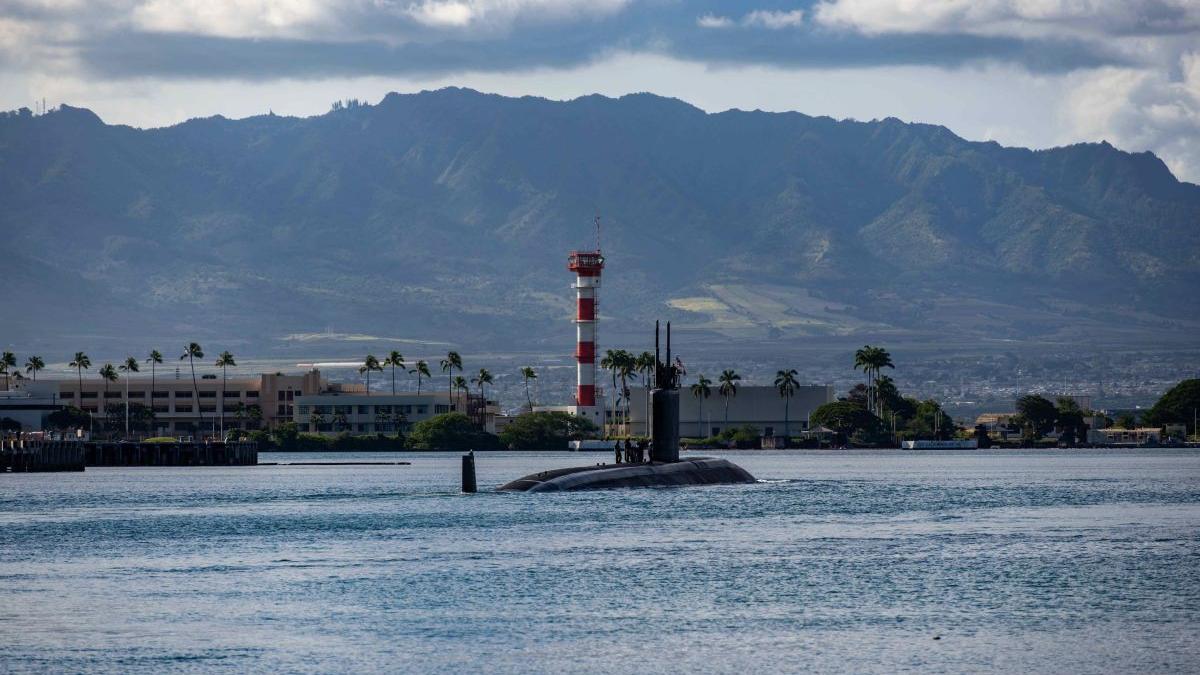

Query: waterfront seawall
<box><xmin>2</xmin><ymin>439</ymin><xmax>258</xmax><ymax>471</ymax></box>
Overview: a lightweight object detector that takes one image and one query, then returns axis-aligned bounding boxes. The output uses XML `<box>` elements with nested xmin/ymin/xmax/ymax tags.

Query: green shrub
<box><xmin>499</xmin><ymin>411</ymin><xmax>599</xmax><ymax>450</ymax></box>
<box><xmin>406</xmin><ymin>413</ymin><xmax>501</xmax><ymax>450</ymax></box>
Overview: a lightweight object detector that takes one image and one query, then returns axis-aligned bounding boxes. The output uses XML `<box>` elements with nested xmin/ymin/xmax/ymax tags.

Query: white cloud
<box><xmin>812</xmin><ymin>0</ymin><xmax>1200</xmax><ymax>40</ymax></box>
<box><xmin>742</xmin><ymin>9</ymin><xmax>804</xmax><ymax>29</ymax></box>
<box><xmin>697</xmin><ymin>8</ymin><xmax>803</xmax><ymax>30</ymax></box>
<box><xmin>1063</xmin><ymin>50</ymin><xmax>1200</xmax><ymax>181</ymax></box>
<box><xmin>696</xmin><ymin>14</ymin><xmax>733</xmax><ymax>29</ymax></box>
<box><xmin>402</xmin><ymin>0</ymin><xmax>632</xmax><ymax>30</ymax></box>
<box><xmin>132</xmin><ymin>0</ymin><xmax>331</xmax><ymax>38</ymax></box>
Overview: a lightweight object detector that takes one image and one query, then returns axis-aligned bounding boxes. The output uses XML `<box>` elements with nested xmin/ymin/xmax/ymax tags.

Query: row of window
<box><xmin>296</xmin><ymin>404</ymin><xmax>435</xmax><ymax>416</ymax></box>
<box><xmin>62</xmin><ymin>390</ymin><xmax>260</xmax><ymax>399</ymax></box>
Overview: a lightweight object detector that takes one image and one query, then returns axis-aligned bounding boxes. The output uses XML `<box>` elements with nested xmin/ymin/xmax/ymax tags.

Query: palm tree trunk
<box><xmin>190</xmin><ymin>355</ymin><xmax>201</xmax><ymax>427</ymax></box>
<box><xmin>785</xmin><ymin>394</ymin><xmax>790</xmax><ymax>438</ymax></box>
<box><xmin>124</xmin><ymin>375</ymin><xmax>130</xmax><ymax>438</ymax></box>
<box><xmin>525</xmin><ymin>380</ymin><xmax>532</xmax><ymax>411</ymax></box>
<box><xmin>392</xmin><ymin>364</ymin><xmax>397</xmax><ymax>396</ymax></box>
<box><xmin>219</xmin><ymin>366</ymin><xmax>226</xmax><ymax>438</ymax></box>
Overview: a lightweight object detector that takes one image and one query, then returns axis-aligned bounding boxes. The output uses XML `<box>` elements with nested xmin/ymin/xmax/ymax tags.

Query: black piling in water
<box><xmin>462</xmin><ymin>450</ymin><xmax>477</xmax><ymax>493</ymax></box>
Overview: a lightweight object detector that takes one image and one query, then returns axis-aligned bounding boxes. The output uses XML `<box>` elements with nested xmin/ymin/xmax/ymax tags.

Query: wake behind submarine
<box><xmin>498</xmin><ymin>321</ymin><xmax>756</xmax><ymax>492</ymax></box>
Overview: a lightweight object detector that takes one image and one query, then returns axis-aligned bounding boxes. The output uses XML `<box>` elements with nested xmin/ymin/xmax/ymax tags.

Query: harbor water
<box><xmin>2</xmin><ymin>449</ymin><xmax>1198</xmax><ymax>673</ymax></box>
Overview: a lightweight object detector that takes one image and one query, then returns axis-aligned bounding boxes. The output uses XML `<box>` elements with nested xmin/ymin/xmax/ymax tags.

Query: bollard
<box><xmin>462</xmin><ymin>450</ymin><xmax>477</xmax><ymax>493</ymax></box>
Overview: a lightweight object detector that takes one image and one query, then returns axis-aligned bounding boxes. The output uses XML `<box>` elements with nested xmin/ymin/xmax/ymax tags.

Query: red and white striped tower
<box><xmin>567</xmin><ymin>249</ymin><xmax>605</xmax><ymax>410</ymax></box>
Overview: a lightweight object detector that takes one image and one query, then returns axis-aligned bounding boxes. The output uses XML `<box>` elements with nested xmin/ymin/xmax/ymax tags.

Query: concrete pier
<box><xmin>1</xmin><ymin>439</ymin><xmax>258</xmax><ymax>471</ymax></box>
<box><xmin>1</xmin><ymin>439</ymin><xmax>85</xmax><ymax>472</ymax></box>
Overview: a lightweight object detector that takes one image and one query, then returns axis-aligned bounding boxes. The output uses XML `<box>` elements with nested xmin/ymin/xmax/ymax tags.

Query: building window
<box><xmin>126</xmin><ymin>391</ymin><xmax>145</xmax><ymax>399</ymax></box>
<box><xmin>277</xmin><ymin>391</ymin><xmax>286</xmax><ymax>401</ymax></box>
<box><xmin>152</xmin><ymin>406</ymin><xmax>169</xmax><ymax>414</ymax></box>
<box><xmin>416</xmin><ymin>406</ymin><xmax>427</xmax><ymax>415</ymax></box>
<box><xmin>277</xmin><ymin>404</ymin><xmax>286</xmax><ymax>415</ymax></box>
<box><xmin>357</xmin><ymin>405</ymin><xmax>370</xmax><ymax>415</ymax></box>
<box><xmin>298</xmin><ymin>405</ymin><xmax>310</xmax><ymax>415</ymax></box>
<box><xmin>104</xmin><ymin>392</ymin><xmax>122</xmax><ymax>399</ymax></box>
<box><xmin>315</xmin><ymin>405</ymin><xmax>332</xmax><ymax>414</ymax></box>
<box><xmin>175</xmin><ymin>391</ymin><xmax>192</xmax><ymax>398</ymax></box>
<box><xmin>376</xmin><ymin>405</ymin><xmax>392</xmax><ymax>414</ymax></box>
<box><xmin>152</xmin><ymin>390</ymin><xmax>169</xmax><ymax>398</ymax></box>
<box><xmin>81</xmin><ymin>392</ymin><xmax>97</xmax><ymax>399</ymax></box>
<box><xmin>357</xmin><ymin>423</ymin><xmax>370</xmax><ymax>432</ymax></box>
<box><xmin>176</xmin><ymin>405</ymin><xmax>194</xmax><ymax>413</ymax></box>
<box><xmin>435</xmin><ymin>404</ymin><xmax>450</xmax><ymax>414</ymax></box>
<box><xmin>246</xmin><ymin>391</ymin><xmax>259</xmax><ymax>398</ymax></box>
<box><xmin>223</xmin><ymin>391</ymin><xmax>240</xmax><ymax>398</ymax></box>
<box><xmin>286</xmin><ymin>391</ymin><xmax>295</xmax><ymax>401</ymax></box>
<box><xmin>334</xmin><ymin>405</ymin><xmax>352</xmax><ymax>415</ymax></box>
<box><xmin>199</xmin><ymin>405</ymin><xmax>216</xmax><ymax>413</ymax></box>
<box><xmin>400</xmin><ymin>405</ymin><xmax>412</xmax><ymax>414</ymax></box>
<box><xmin>198</xmin><ymin>391</ymin><xmax>216</xmax><ymax>398</ymax></box>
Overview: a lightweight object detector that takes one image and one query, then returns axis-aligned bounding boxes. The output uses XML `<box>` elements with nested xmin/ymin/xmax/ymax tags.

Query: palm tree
<box><xmin>99</xmin><ymin>363</ymin><xmax>118</xmax><ymax>432</ymax></box>
<box><xmin>24</xmin><ymin>355</ymin><xmax>45</xmax><ymax>381</ymax></box>
<box><xmin>453</xmin><ymin>375</ymin><xmax>469</xmax><ymax>413</ymax></box>
<box><xmin>520</xmin><ymin>366</ymin><xmax>537</xmax><ymax>411</ymax></box>
<box><xmin>410</xmin><ymin>360</ymin><xmax>431</xmax><ymax>394</ymax></box>
<box><xmin>1</xmin><ymin>351</ymin><xmax>15</xmax><ymax>390</ymax></box>
<box><xmin>441</xmin><ymin>351</ymin><xmax>462</xmax><ymax>402</ymax></box>
<box><xmin>70</xmin><ymin>351</ymin><xmax>91</xmax><ymax>411</ymax></box>
<box><xmin>775</xmin><ymin>368</ymin><xmax>799</xmax><ymax>438</ymax></box>
<box><xmin>118</xmin><ymin>356</ymin><xmax>140</xmax><ymax>438</ymax></box>
<box><xmin>360</xmin><ymin>354</ymin><xmax>381</xmax><ymax>396</ymax></box>
<box><xmin>869</xmin><ymin>347</ymin><xmax>895</xmax><ymax>415</ymax></box>
<box><xmin>332</xmin><ymin>411</ymin><xmax>349</xmax><ymax>432</ymax></box>
<box><xmin>854</xmin><ymin>346</ymin><xmax>874</xmax><ymax>415</ymax></box>
<box><xmin>309</xmin><ymin>410</ymin><xmax>325</xmax><ymax>433</ymax></box>
<box><xmin>215</xmin><ymin>351</ymin><xmax>236</xmax><ymax>437</ymax></box>
<box><xmin>616</xmin><ymin>351</ymin><xmax>636</xmax><ymax>435</ymax></box>
<box><xmin>472</xmin><ymin>368</ymin><xmax>494</xmax><ymax>426</ymax></box>
<box><xmin>636</xmin><ymin>351</ymin><xmax>655</xmax><ymax>434</ymax></box>
<box><xmin>180</xmin><ymin>343</ymin><xmax>204</xmax><ymax>426</ymax></box>
<box><xmin>691</xmin><ymin>374</ymin><xmax>712</xmax><ymax>438</ymax></box>
<box><xmin>854</xmin><ymin>345</ymin><xmax>895</xmax><ymax>416</ymax></box>
<box><xmin>146</xmin><ymin>350</ymin><xmax>163</xmax><ymax>404</ymax></box>
<box><xmin>599</xmin><ymin>349</ymin><xmax>619</xmax><ymax>435</ymax></box>
<box><xmin>718</xmin><ymin>369</ymin><xmax>741</xmax><ymax>429</ymax></box>
<box><xmin>383</xmin><ymin>351</ymin><xmax>405</xmax><ymax>395</ymax></box>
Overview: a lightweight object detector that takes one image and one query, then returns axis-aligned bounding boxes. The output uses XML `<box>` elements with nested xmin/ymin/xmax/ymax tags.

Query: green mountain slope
<box><xmin>2</xmin><ymin>88</ymin><xmax>1197</xmax><ymax>352</ymax></box>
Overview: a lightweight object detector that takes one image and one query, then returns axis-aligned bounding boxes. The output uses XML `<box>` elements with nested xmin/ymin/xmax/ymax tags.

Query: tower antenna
<box><xmin>594</xmin><ymin>214</ymin><xmax>602</xmax><ymax>253</ymax></box>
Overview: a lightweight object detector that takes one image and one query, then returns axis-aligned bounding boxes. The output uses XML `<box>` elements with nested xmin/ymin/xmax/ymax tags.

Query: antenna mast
<box><xmin>594</xmin><ymin>214</ymin><xmax>602</xmax><ymax>253</ymax></box>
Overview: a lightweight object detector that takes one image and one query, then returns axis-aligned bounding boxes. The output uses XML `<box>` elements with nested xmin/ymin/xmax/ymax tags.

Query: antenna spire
<box><xmin>594</xmin><ymin>214</ymin><xmax>602</xmax><ymax>253</ymax></box>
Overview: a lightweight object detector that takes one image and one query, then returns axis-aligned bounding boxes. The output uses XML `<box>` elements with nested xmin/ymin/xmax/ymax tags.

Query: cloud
<box><xmin>1063</xmin><ymin>50</ymin><xmax>1200</xmax><ymax>181</ymax></box>
<box><xmin>696</xmin><ymin>14</ymin><xmax>733</xmax><ymax>29</ymax></box>
<box><xmin>743</xmin><ymin>9</ymin><xmax>804</xmax><ymax>30</ymax></box>
<box><xmin>697</xmin><ymin>8</ymin><xmax>804</xmax><ymax>31</ymax></box>
<box><xmin>812</xmin><ymin>0</ymin><xmax>1200</xmax><ymax>40</ymax></box>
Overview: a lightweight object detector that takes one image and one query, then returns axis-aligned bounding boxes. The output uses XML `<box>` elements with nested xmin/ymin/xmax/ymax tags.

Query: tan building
<box><xmin>50</xmin><ymin>369</ymin><xmax>350</xmax><ymax>435</ymax></box>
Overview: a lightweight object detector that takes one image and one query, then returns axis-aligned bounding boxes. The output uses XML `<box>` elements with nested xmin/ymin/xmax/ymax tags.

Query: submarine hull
<box><xmin>499</xmin><ymin>457</ymin><xmax>756</xmax><ymax>492</ymax></box>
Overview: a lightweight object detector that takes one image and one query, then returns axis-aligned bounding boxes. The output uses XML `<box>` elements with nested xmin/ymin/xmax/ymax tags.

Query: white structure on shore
<box><xmin>292</xmin><ymin>390</ymin><xmax>499</xmax><ymax>435</ymax></box>
<box><xmin>623</xmin><ymin>384</ymin><xmax>836</xmax><ymax>438</ymax></box>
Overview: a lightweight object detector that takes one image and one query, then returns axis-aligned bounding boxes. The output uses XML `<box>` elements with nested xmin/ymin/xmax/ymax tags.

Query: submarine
<box><xmin>498</xmin><ymin>321</ymin><xmax>756</xmax><ymax>492</ymax></box>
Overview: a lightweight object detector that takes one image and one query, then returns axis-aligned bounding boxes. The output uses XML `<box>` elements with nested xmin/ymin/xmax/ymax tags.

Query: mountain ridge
<box><xmin>2</xmin><ymin>88</ymin><xmax>1197</xmax><ymax>354</ymax></box>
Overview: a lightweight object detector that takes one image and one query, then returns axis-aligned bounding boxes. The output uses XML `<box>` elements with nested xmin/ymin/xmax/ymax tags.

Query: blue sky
<box><xmin>2</xmin><ymin>0</ymin><xmax>1198</xmax><ymax>180</ymax></box>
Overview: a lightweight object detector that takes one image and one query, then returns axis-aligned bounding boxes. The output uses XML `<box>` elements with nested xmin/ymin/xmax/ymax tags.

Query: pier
<box><xmin>2</xmin><ymin>438</ymin><xmax>258</xmax><ymax>471</ymax></box>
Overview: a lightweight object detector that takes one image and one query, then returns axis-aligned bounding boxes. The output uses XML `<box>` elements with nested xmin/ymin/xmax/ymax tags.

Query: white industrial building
<box><xmin>621</xmin><ymin>384</ymin><xmax>836</xmax><ymax>438</ymax></box>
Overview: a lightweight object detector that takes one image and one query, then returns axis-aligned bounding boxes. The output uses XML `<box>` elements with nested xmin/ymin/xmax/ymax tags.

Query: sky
<box><xmin>2</xmin><ymin>0</ymin><xmax>1198</xmax><ymax>182</ymax></box>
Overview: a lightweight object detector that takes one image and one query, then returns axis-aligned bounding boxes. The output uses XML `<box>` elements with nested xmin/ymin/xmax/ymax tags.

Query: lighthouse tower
<box><xmin>568</xmin><ymin>248</ymin><xmax>605</xmax><ymax>419</ymax></box>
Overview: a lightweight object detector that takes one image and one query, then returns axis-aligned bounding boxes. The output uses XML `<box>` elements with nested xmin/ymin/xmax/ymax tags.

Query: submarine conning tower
<box><xmin>650</xmin><ymin>320</ymin><xmax>681</xmax><ymax>463</ymax></box>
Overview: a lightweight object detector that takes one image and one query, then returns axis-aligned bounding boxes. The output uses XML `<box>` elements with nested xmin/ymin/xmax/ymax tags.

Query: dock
<box><xmin>2</xmin><ymin>438</ymin><xmax>258</xmax><ymax>471</ymax></box>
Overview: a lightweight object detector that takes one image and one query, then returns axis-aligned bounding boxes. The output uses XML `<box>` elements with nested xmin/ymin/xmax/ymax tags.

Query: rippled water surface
<box><xmin>2</xmin><ymin>449</ymin><xmax>1199</xmax><ymax>673</ymax></box>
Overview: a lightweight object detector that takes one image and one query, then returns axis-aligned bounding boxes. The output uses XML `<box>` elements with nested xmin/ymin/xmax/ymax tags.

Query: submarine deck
<box><xmin>499</xmin><ymin>457</ymin><xmax>756</xmax><ymax>492</ymax></box>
